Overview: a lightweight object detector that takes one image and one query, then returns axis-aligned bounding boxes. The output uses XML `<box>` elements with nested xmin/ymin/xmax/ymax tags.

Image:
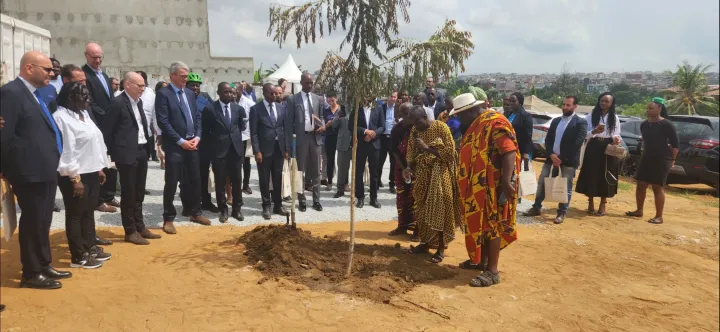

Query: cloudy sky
<box><xmin>207</xmin><ymin>0</ymin><xmax>719</xmax><ymax>74</ymax></box>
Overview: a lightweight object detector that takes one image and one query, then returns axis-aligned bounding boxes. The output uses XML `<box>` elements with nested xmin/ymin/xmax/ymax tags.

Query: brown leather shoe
<box><xmin>96</xmin><ymin>203</ymin><xmax>117</xmax><ymax>213</ymax></box>
<box><xmin>125</xmin><ymin>232</ymin><xmax>150</xmax><ymax>245</ymax></box>
<box><xmin>106</xmin><ymin>199</ymin><xmax>121</xmax><ymax>208</ymax></box>
<box><xmin>162</xmin><ymin>222</ymin><xmax>177</xmax><ymax>234</ymax></box>
<box><xmin>190</xmin><ymin>215</ymin><xmax>211</xmax><ymax>226</ymax></box>
<box><xmin>139</xmin><ymin>229</ymin><xmax>161</xmax><ymax>239</ymax></box>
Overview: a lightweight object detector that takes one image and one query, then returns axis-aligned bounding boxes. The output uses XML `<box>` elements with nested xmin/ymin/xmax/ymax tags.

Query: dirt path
<box><xmin>1</xmin><ymin>176</ymin><xmax>718</xmax><ymax>331</ymax></box>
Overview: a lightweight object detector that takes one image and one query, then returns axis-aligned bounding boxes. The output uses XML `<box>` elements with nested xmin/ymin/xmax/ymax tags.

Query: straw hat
<box><xmin>449</xmin><ymin>93</ymin><xmax>485</xmax><ymax>116</ymax></box>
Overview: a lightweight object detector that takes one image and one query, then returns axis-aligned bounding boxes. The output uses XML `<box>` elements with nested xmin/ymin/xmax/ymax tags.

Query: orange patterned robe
<box><xmin>458</xmin><ymin>110</ymin><xmax>521</xmax><ymax>264</ymax></box>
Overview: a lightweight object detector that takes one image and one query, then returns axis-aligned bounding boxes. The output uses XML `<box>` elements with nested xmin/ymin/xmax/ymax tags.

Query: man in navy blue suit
<box><xmin>1</xmin><ymin>51</ymin><xmax>71</xmax><ymax>289</ymax></box>
<box><xmin>155</xmin><ymin>61</ymin><xmax>211</xmax><ymax>234</ymax></box>
<box><xmin>348</xmin><ymin>98</ymin><xmax>386</xmax><ymax>208</ymax></box>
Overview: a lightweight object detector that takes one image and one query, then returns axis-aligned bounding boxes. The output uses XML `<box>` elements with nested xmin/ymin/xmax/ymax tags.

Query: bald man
<box><xmin>1</xmin><ymin>51</ymin><xmax>70</xmax><ymax>289</ymax></box>
<box><xmin>101</xmin><ymin>72</ymin><xmax>161</xmax><ymax>244</ymax></box>
<box><xmin>82</xmin><ymin>42</ymin><xmax>120</xmax><ymax>217</ymax></box>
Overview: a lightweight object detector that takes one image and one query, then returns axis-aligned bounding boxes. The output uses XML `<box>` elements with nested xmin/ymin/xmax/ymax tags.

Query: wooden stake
<box><xmin>346</xmin><ymin>100</ymin><xmax>361</xmax><ymax>278</ymax></box>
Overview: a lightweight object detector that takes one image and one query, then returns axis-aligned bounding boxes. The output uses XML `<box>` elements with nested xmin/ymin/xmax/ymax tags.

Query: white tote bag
<box><xmin>274</xmin><ymin>160</ymin><xmax>303</xmax><ymax>196</ymax></box>
<box><xmin>518</xmin><ymin>160</ymin><xmax>537</xmax><ymax>197</ymax></box>
<box><xmin>543</xmin><ymin>166</ymin><xmax>569</xmax><ymax>204</ymax></box>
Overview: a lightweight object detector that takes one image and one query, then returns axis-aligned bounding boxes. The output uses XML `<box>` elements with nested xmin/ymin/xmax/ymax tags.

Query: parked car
<box><xmin>619</xmin><ymin>119</ymin><xmax>644</xmax><ymax>176</ymax></box>
<box><xmin>666</xmin><ymin>115</ymin><xmax>719</xmax><ymax>194</ymax></box>
<box><xmin>530</xmin><ymin>112</ymin><xmax>561</xmax><ymax>159</ymax></box>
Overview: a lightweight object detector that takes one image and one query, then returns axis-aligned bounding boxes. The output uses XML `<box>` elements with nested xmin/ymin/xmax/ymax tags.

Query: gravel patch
<box><xmin>4</xmin><ymin>160</ymin><xmax>537</xmax><ymax>230</ymax></box>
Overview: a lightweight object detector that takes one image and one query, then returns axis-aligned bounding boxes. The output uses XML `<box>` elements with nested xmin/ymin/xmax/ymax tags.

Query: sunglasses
<box><xmin>31</xmin><ymin>64</ymin><xmax>54</xmax><ymax>74</ymax></box>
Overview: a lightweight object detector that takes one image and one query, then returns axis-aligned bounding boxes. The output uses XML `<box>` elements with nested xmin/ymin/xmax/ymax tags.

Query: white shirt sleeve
<box><xmin>54</xmin><ymin>114</ymin><xmax>80</xmax><ymax>178</ymax></box>
<box><xmin>585</xmin><ymin>113</ymin><xmax>595</xmax><ymax>139</ymax></box>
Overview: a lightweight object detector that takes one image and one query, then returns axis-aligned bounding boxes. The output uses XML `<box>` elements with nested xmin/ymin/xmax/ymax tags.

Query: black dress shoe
<box><xmin>312</xmin><ymin>202</ymin><xmax>323</xmax><ymax>211</ymax></box>
<box><xmin>202</xmin><ymin>203</ymin><xmax>220</xmax><ymax>213</ymax></box>
<box><xmin>389</xmin><ymin>186</ymin><xmax>396</xmax><ymax>194</ymax></box>
<box><xmin>333</xmin><ymin>192</ymin><xmax>345</xmax><ymax>198</ymax></box>
<box><xmin>20</xmin><ymin>274</ymin><xmax>61</xmax><ymax>289</ymax></box>
<box><xmin>369</xmin><ymin>200</ymin><xmax>382</xmax><ymax>209</ymax></box>
<box><xmin>262</xmin><ymin>207</ymin><xmax>272</xmax><ymax>220</ymax></box>
<box><xmin>298</xmin><ymin>201</ymin><xmax>307</xmax><ymax>212</ymax></box>
<box><xmin>41</xmin><ymin>266</ymin><xmax>72</xmax><ymax>280</ymax></box>
<box><xmin>356</xmin><ymin>198</ymin><xmax>364</xmax><ymax>208</ymax></box>
<box><xmin>554</xmin><ymin>212</ymin><xmax>566</xmax><ymax>224</ymax></box>
<box><xmin>274</xmin><ymin>206</ymin><xmax>289</xmax><ymax>216</ymax></box>
<box><xmin>94</xmin><ymin>236</ymin><xmax>113</xmax><ymax>246</ymax></box>
<box><xmin>232</xmin><ymin>210</ymin><xmax>244</xmax><ymax>221</ymax></box>
<box><xmin>219</xmin><ymin>211</ymin><xmax>228</xmax><ymax>223</ymax></box>
<box><xmin>243</xmin><ymin>186</ymin><xmax>252</xmax><ymax>195</ymax></box>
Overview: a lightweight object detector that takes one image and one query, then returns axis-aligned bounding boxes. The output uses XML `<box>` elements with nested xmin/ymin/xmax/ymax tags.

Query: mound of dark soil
<box><xmin>235</xmin><ymin>225</ymin><xmax>458</xmax><ymax>302</ymax></box>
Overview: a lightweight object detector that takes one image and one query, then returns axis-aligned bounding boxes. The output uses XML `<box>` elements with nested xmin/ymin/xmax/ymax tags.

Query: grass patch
<box><xmin>618</xmin><ymin>182</ymin><xmax>633</xmax><ymax>191</ymax></box>
<box><xmin>667</xmin><ymin>189</ymin><xmax>694</xmax><ymax>199</ymax></box>
<box><xmin>705</xmin><ymin>200</ymin><xmax>720</xmax><ymax>208</ymax></box>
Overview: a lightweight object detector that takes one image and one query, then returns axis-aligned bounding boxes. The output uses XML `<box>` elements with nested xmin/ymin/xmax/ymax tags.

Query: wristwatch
<box><xmin>70</xmin><ymin>175</ymin><xmax>81</xmax><ymax>184</ymax></box>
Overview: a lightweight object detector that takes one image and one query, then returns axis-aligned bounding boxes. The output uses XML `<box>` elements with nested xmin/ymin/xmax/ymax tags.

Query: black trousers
<box><xmin>378</xmin><ymin>135</ymin><xmax>395</xmax><ymax>187</ymax></box>
<box><xmin>355</xmin><ymin>142</ymin><xmax>380</xmax><ymax>201</ymax></box>
<box><xmin>163</xmin><ymin>146</ymin><xmax>201</xmax><ymax>221</ymax></box>
<box><xmin>146</xmin><ymin>134</ymin><xmax>157</xmax><ymax>160</ymax></box>
<box><xmin>213</xmin><ymin>142</ymin><xmax>245</xmax><ymax>213</ymax></box>
<box><xmin>325</xmin><ymin>134</ymin><xmax>338</xmax><ymax>184</ymax></box>
<box><xmin>243</xmin><ymin>140</ymin><xmax>251</xmax><ymax>188</ymax></box>
<box><xmin>15</xmin><ymin>180</ymin><xmax>56</xmax><ymax>279</ymax></box>
<box><xmin>58</xmin><ymin>172</ymin><xmax>99</xmax><ymax>260</ymax></box>
<box><xmin>117</xmin><ymin>145</ymin><xmax>149</xmax><ymax>235</ymax></box>
<box><xmin>200</xmin><ymin>145</ymin><xmax>213</xmax><ymax>206</ymax></box>
<box><xmin>98</xmin><ymin>166</ymin><xmax>117</xmax><ymax>205</ymax></box>
<box><xmin>257</xmin><ymin>142</ymin><xmax>284</xmax><ymax>207</ymax></box>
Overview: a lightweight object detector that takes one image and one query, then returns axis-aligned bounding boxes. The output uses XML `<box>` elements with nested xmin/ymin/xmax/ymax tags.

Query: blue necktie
<box><xmin>33</xmin><ymin>89</ymin><xmax>63</xmax><ymax>155</ymax></box>
<box><xmin>177</xmin><ymin>89</ymin><xmax>195</xmax><ymax>137</ymax></box>
<box><xmin>268</xmin><ymin>103</ymin><xmax>277</xmax><ymax>125</ymax></box>
<box><xmin>224</xmin><ymin>105</ymin><xmax>231</xmax><ymax>128</ymax></box>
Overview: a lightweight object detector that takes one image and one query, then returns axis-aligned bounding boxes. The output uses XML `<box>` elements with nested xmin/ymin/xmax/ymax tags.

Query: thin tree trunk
<box><xmin>346</xmin><ymin>100</ymin><xmax>361</xmax><ymax>278</ymax></box>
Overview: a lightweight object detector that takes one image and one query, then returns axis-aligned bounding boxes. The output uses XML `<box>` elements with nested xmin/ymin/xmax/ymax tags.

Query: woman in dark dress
<box><xmin>576</xmin><ymin>92</ymin><xmax>623</xmax><ymax>216</ymax></box>
<box><xmin>322</xmin><ymin>93</ymin><xmax>342</xmax><ymax>191</ymax></box>
<box><xmin>626</xmin><ymin>98</ymin><xmax>678</xmax><ymax>224</ymax></box>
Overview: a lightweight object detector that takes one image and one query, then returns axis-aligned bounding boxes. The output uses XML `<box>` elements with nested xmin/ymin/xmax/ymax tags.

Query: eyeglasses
<box><xmin>31</xmin><ymin>64</ymin><xmax>54</xmax><ymax>74</ymax></box>
<box><xmin>128</xmin><ymin>81</ymin><xmax>146</xmax><ymax>89</ymax></box>
<box><xmin>85</xmin><ymin>53</ymin><xmax>104</xmax><ymax>60</ymax></box>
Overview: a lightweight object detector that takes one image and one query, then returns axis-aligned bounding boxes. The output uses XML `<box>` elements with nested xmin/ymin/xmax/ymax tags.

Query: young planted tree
<box><xmin>268</xmin><ymin>0</ymin><xmax>474</xmax><ymax>277</ymax></box>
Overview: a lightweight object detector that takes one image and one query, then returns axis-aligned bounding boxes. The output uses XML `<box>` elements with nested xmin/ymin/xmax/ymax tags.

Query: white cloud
<box><xmin>207</xmin><ymin>0</ymin><xmax>720</xmax><ymax>74</ymax></box>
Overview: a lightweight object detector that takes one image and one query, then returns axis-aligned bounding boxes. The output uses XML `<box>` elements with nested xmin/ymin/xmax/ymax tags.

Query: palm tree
<box><xmin>664</xmin><ymin>61</ymin><xmax>719</xmax><ymax>115</ymax></box>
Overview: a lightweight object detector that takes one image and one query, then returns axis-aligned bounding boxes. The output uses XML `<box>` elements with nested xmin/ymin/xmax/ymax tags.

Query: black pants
<box><xmin>355</xmin><ymin>142</ymin><xmax>380</xmax><ymax>201</ymax></box>
<box><xmin>200</xmin><ymin>146</ymin><xmax>213</xmax><ymax>206</ymax></box>
<box><xmin>257</xmin><ymin>142</ymin><xmax>284</xmax><ymax>207</ymax></box>
<box><xmin>58</xmin><ymin>172</ymin><xmax>99</xmax><ymax>260</ymax></box>
<box><xmin>98</xmin><ymin>167</ymin><xmax>117</xmax><ymax>206</ymax></box>
<box><xmin>378</xmin><ymin>135</ymin><xmax>395</xmax><ymax>187</ymax></box>
<box><xmin>325</xmin><ymin>134</ymin><xmax>338</xmax><ymax>184</ymax></box>
<box><xmin>213</xmin><ymin>142</ymin><xmax>245</xmax><ymax>213</ymax></box>
<box><xmin>146</xmin><ymin>134</ymin><xmax>157</xmax><ymax>160</ymax></box>
<box><xmin>117</xmin><ymin>145</ymin><xmax>149</xmax><ymax>235</ymax></box>
<box><xmin>243</xmin><ymin>157</ymin><xmax>251</xmax><ymax>187</ymax></box>
<box><xmin>163</xmin><ymin>146</ymin><xmax>201</xmax><ymax>221</ymax></box>
<box><xmin>15</xmin><ymin>180</ymin><xmax>56</xmax><ymax>279</ymax></box>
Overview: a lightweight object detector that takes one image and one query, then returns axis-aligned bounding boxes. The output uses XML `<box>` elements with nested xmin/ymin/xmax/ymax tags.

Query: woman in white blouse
<box><xmin>575</xmin><ymin>92</ymin><xmax>623</xmax><ymax>216</ymax></box>
<box><xmin>54</xmin><ymin>82</ymin><xmax>111</xmax><ymax>269</ymax></box>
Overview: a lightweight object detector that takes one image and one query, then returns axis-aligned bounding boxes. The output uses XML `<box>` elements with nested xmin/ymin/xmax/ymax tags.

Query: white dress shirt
<box><xmin>114</xmin><ymin>90</ymin><xmax>122</xmax><ymax>97</ymax></box>
<box><xmin>239</xmin><ymin>95</ymin><xmax>255</xmax><ymax>141</ymax></box>
<box><xmin>50</xmin><ymin>77</ymin><xmax>63</xmax><ymax>93</ymax></box>
<box><xmin>585</xmin><ymin>112</ymin><xmax>621</xmax><ymax>140</ymax></box>
<box><xmin>385</xmin><ymin>103</ymin><xmax>395</xmax><ymax>135</ymax></box>
<box><xmin>302</xmin><ymin>92</ymin><xmax>314</xmax><ymax>131</ymax></box>
<box><xmin>139</xmin><ymin>88</ymin><xmax>156</xmax><ymax>137</ymax></box>
<box><xmin>364</xmin><ymin>107</ymin><xmax>372</xmax><ymax>128</ymax></box>
<box><xmin>18</xmin><ymin>76</ymin><xmax>41</xmax><ymax>104</ymax></box>
<box><xmin>264</xmin><ymin>99</ymin><xmax>279</xmax><ymax>140</ymax></box>
<box><xmin>126</xmin><ymin>91</ymin><xmax>148</xmax><ymax>145</ymax></box>
<box><xmin>552</xmin><ymin>114</ymin><xmax>573</xmax><ymax>156</ymax></box>
<box><xmin>53</xmin><ymin>106</ymin><xmax>109</xmax><ymax>177</ymax></box>
<box><xmin>423</xmin><ymin>105</ymin><xmax>436</xmax><ymax>121</ymax></box>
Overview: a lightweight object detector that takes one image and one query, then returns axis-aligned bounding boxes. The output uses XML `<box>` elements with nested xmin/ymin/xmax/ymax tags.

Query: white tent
<box><xmin>266</xmin><ymin>54</ymin><xmax>303</xmax><ymax>84</ymax></box>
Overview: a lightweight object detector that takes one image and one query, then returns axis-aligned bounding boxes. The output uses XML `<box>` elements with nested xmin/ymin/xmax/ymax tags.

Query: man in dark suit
<box><xmin>102</xmin><ymin>72</ymin><xmax>162</xmax><ymax>244</ymax></box>
<box><xmin>331</xmin><ymin>102</ymin><xmax>352</xmax><ymax>198</ymax></box>
<box><xmin>524</xmin><ymin>96</ymin><xmax>588</xmax><ymax>224</ymax></box>
<box><xmin>0</xmin><ymin>51</ymin><xmax>70</xmax><ymax>289</ymax></box>
<box><xmin>424</xmin><ymin>77</ymin><xmax>445</xmax><ymax>111</ymax></box>
<box><xmin>155</xmin><ymin>61</ymin><xmax>211</xmax><ymax>234</ymax></box>
<box><xmin>286</xmin><ymin>73</ymin><xmax>324</xmax><ymax>212</ymax></box>
<box><xmin>249</xmin><ymin>83</ymin><xmax>290</xmax><ymax>219</ymax></box>
<box><xmin>82</xmin><ymin>42</ymin><xmax>120</xmax><ymax>216</ymax></box>
<box><xmin>348</xmin><ymin>99</ymin><xmax>385</xmax><ymax>208</ymax></box>
<box><xmin>202</xmin><ymin>82</ymin><xmax>247</xmax><ymax>222</ymax></box>
<box><xmin>378</xmin><ymin>90</ymin><xmax>398</xmax><ymax>194</ymax></box>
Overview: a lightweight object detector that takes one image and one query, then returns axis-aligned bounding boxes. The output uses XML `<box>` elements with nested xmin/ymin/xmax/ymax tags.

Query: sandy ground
<box><xmin>1</xmin><ymin>163</ymin><xmax>719</xmax><ymax>331</ymax></box>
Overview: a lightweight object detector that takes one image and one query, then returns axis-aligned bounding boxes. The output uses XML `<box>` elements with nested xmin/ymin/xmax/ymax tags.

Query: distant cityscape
<box><xmin>459</xmin><ymin>71</ymin><xmax>720</xmax><ymax>94</ymax></box>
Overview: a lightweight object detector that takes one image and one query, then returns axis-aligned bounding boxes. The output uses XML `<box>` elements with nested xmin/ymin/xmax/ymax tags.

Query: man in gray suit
<box><xmin>286</xmin><ymin>73</ymin><xmax>324</xmax><ymax>212</ymax></box>
<box><xmin>332</xmin><ymin>102</ymin><xmax>352</xmax><ymax>198</ymax></box>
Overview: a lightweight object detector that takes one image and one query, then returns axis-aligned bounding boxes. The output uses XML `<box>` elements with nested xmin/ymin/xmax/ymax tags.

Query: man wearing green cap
<box><xmin>185</xmin><ymin>72</ymin><xmax>220</xmax><ymax>212</ymax></box>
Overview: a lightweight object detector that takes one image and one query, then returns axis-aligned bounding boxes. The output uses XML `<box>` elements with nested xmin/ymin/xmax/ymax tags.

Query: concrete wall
<box><xmin>1</xmin><ymin>0</ymin><xmax>253</xmax><ymax>97</ymax></box>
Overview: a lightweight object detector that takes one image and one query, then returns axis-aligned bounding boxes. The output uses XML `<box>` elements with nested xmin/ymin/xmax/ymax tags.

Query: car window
<box><xmin>671</xmin><ymin>120</ymin><xmax>714</xmax><ymax>140</ymax></box>
<box><xmin>621</xmin><ymin>122</ymin><xmax>635</xmax><ymax>134</ymax></box>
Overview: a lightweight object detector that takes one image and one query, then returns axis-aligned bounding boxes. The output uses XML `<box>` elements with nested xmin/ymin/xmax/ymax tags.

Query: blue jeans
<box><xmin>533</xmin><ymin>163</ymin><xmax>576</xmax><ymax>213</ymax></box>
